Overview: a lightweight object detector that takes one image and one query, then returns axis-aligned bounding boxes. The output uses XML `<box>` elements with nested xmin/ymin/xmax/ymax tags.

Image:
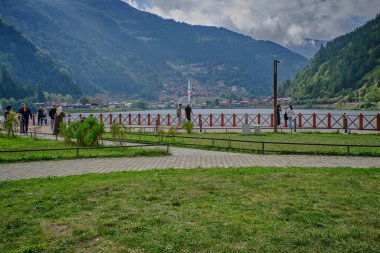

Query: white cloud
<box><xmin>122</xmin><ymin>0</ymin><xmax>380</xmax><ymax>46</ymax></box>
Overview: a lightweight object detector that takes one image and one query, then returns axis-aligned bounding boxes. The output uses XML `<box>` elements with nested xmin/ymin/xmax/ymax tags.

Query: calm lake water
<box><xmin>70</xmin><ymin>108</ymin><xmax>379</xmax><ymax>117</ymax></box>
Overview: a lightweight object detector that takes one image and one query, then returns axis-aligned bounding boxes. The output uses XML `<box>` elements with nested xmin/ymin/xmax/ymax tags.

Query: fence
<box><xmin>62</xmin><ymin>112</ymin><xmax>380</xmax><ymax>131</ymax></box>
<box><xmin>105</xmin><ymin>132</ymin><xmax>380</xmax><ymax>156</ymax></box>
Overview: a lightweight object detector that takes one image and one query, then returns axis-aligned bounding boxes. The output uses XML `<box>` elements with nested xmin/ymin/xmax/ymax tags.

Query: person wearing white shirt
<box><xmin>286</xmin><ymin>105</ymin><xmax>294</xmax><ymax>130</ymax></box>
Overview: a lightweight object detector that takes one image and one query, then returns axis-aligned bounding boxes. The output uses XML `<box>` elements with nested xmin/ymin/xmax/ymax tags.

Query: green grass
<box><xmin>0</xmin><ymin>135</ymin><xmax>168</xmax><ymax>163</ymax></box>
<box><xmin>107</xmin><ymin>131</ymin><xmax>380</xmax><ymax>156</ymax></box>
<box><xmin>0</xmin><ymin>167</ymin><xmax>379</xmax><ymax>252</ymax></box>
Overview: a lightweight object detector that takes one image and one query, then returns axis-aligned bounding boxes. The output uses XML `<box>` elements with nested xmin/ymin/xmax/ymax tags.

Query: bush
<box><xmin>60</xmin><ymin>117</ymin><xmax>105</xmax><ymax>146</ymax></box>
<box><xmin>110</xmin><ymin>123</ymin><xmax>128</xmax><ymax>144</ymax></box>
<box><xmin>3</xmin><ymin>111</ymin><xmax>20</xmax><ymax>136</ymax></box>
<box><xmin>167</xmin><ymin>126</ymin><xmax>177</xmax><ymax>139</ymax></box>
<box><xmin>182</xmin><ymin>121</ymin><xmax>194</xmax><ymax>134</ymax></box>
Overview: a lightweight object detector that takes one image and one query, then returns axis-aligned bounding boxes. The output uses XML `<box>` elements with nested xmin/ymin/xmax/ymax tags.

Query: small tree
<box><xmin>3</xmin><ymin>111</ymin><xmax>20</xmax><ymax>136</ymax></box>
<box><xmin>182</xmin><ymin>121</ymin><xmax>194</xmax><ymax>134</ymax></box>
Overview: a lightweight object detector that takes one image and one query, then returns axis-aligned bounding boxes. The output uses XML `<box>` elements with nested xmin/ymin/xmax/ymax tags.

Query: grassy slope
<box><xmin>0</xmin><ymin>167</ymin><xmax>379</xmax><ymax>252</ymax></box>
<box><xmin>108</xmin><ymin>132</ymin><xmax>380</xmax><ymax>156</ymax></box>
<box><xmin>0</xmin><ymin>135</ymin><xmax>168</xmax><ymax>163</ymax></box>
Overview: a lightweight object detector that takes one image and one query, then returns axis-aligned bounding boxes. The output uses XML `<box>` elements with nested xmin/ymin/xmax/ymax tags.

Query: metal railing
<box><xmin>113</xmin><ymin>132</ymin><xmax>380</xmax><ymax>156</ymax></box>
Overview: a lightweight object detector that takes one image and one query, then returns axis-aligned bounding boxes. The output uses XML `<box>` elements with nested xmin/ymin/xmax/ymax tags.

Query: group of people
<box><xmin>276</xmin><ymin>104</ymin><xmax>295</xmax><ymax>129</ymax></box>
<box><xmin>176</xmin><ymin>103</ymin><xmax>193</xmax><ymax>127</ymax></box>
<box><xmin>3</xmin><ymin>103</ymin><xmax>65</xmax><ymax>134</ymax></box>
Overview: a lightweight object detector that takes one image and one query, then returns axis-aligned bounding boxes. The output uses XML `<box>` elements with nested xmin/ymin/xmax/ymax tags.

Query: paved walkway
<box><xmin>1</xmin><ymin>148</ymin><xmax>379</xmax><ymax>181</ymax></box>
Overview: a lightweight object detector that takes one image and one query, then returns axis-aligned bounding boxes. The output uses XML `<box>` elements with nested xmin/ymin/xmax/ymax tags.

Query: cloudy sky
<box><xmin>123</xmin><ymin>0</ymin><xmax>379</xmax><ymax>46</ymax></box>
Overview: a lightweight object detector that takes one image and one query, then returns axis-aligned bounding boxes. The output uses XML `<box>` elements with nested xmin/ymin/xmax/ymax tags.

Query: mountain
<box><xmin>0</xmin><ymin>66</ymin><xmax>27</xmax><ymax>99</ymax></box>
<box><xmin>0</xmin><ymin>17</ymin><xmax>81</xmax><ymax>97</ymax></box>
<box><xmin>287</xmin><ymin>39</ymin><xmax>328</xmax><ymax>59</ymax></box>
<box><xmin>0</xmin><ymin>0</ymin><xmax>308</xmax><ymax>99</ymax></box>
<box><xmin>281</xmin><ymin>15</ymin><xmax>380</xmax><ymax>104</ymax></box>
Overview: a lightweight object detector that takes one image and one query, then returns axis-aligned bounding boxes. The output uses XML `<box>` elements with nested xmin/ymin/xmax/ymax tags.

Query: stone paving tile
<box><xmin>0</xmin><ymin>153</ymin><xmax>379</xmax><ymax>181</ymax></box>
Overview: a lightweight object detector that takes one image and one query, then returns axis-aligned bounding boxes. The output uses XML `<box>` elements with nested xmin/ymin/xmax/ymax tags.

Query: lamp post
<box><xmin>273</xmin><ymin>60</ymin><xmax>280</xmax><ymax>133</ymax></box>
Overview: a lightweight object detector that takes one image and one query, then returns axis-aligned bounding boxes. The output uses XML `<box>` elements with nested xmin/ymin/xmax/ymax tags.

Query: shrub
<box><xmin>3</xmin><ymin>111</ymin><xmax>20</xmax><ymax>136</ymax></box>
<box><xmin>182</xmin><ymin>121</ymin><xmax>194</xmax><ymax>134</ymax></box>
<box><xmin>60</xmin><ymin>117</ymin><xmax>105</xmax><ymax>146</ymax></box>
<box><xmin>110</xmin><ymin>123</ymin><xmax>128</xmax><ymax>144</ymax></box>
<box><xmin>167</xmin><ymin>126</ymin><xmax>177</xmax><ymax>139</ymax></box>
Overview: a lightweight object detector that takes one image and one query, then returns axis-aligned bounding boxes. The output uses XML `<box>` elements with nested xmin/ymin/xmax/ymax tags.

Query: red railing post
<box><xmin>327</xmin><ymin>113</ymin><xmax>331</xmax><ymax>129</ymax></box>
<box><xmin>167</xmin><ymin>114</ymin><xmax>171</xmax><ymax>126</ymax></box>
<box><xmin>99</xmin><ymin>114</ymin><xmax>103</xmax><ymax>123</ymax></box>
<box><xmin>232</xmin><ymin>113</ymin><xmax>236</xmax><ymax>127</ymax></box>
<box><xmin>209</xmin><ymin>114</ymin><xmax>213</xmax><ymax>127</ymax></box>
<box><xmin>312</xmin><ymin>113</ymin><xmax>316</xmax><ymax>128</ymax></box>
<box><xmin>147</xmin><ymin>114</ymin><xmax>151</xmax><ymax>126</ymax></box>
<box><xmin>79</xmin><ymin>114</ymin><xmax>83</xmax><ymax>120</ymax></box>
<box><xmin>342</xmin><ymin>114</ymin><xmax>346</xmax><ymax>130</ymax></box>
<box><xmin>138</xmin><ymin>114</ymin><xmax>141</xmax><ymax>125</ymax></box>
<box><xmin>257</xmin><ymin>113</ymin><xmax>261</xmax><ymax>125</ymax></box>
<box><xmin>109</xmin><ymin>114</ymin><xmax>113</xmax><ymax>124</ymax></box>
<box><xmin>157</xmin><ymin>114</ymin><xmax>161</xmax><ymax>126</ymax></box>
<box><xmin>298</xmin><ymin>113</ymin><xmax>302</xmax><ymax>128</ymax></box>
<box><xmin>221</xmin><ymin>113</ymin><xmax>225</xmax><ymax>127</ymax></box>
<box><xmin>128</xmin><ymin>113</ymin><xmax>132</xmax><ymax>125</ymax></box>
<box><xmin>118</xmin><ymin>114</ymin><xmax>122</xmax><ymax>125</ymax></box>
<box><xmin>377</xmin><ymin>113</ymin><xmax>380</xmax><ymax>131</ymax></box>
<box><xmin>270</xmin><ymin>113</ymin><xmax>274</xmax><ymax>127</ymax></box>
<box><xmin>198</xmin><ymin>114</ymin><xmax>202</xmax><ymax>132</ymax></box>
<box><xmin>359</xmin><ymin>113</ymin><xmax>363</xmax><ymax>130</ymax></box>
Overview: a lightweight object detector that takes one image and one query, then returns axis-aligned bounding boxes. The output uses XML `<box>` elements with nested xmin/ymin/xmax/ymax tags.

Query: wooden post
<box><xmin>359</xmin><ymin>113</ymin><xmax>363</xmax><ymax>130</ymax></box>
<box><xmin>270</xmin><ymin>113</ymin><xmax>274</xmax><ymax>127</ymax></box>
<box><xmin>128</xmin><ymin>113</ymin><xmax>132</xmax><ymax>125</ymax></box>
<box><xmin>327</xmin><ymin>113</ymin><xmax>331</xmax><ymax>129</ymax></box>
<box><xmin>99</xmin><ymin>113</ymin><xmax>103</xmax><ymax>123</ymax></box>
<box><xmin>258</xmin><ymin>113</ymin><xmax>261</xmax><ymax>125</ymax></box>
<box><xmin>232</xmin><ymin>113</ymin><xmax>236</xmax><ymax>127</ymax></box>
<box><xmin>209</xmin><ymin>114</ymin><xmax>213</xmax><ymax>127</ymax></box>
<box><xmin>312</xmin><ymin>113</ymin><xmax>316</xmax><ymax>128</ymax></box>
<box><xmin>147</xmin><ymin>114</ymin><xmax>151</xmax><ymax>126</ymax></box>
<box><xmin>298</xmin><ymin>113</ymin><xmax>302</xmax><ymax>128</ymax></box>
<box><xmin>138</xmin><ymin>114</ymin><xmax>141</xmax><ymax>126</ymax></box>
<box><xmin>79</xmin><ymin>114</ymin><xmax>82</xmax><ymax>120</ymax></box>
<box><xmin>33</xmin><ymin>114</ymin><xmax>36</xmax><ymax>125</ymax></box>
<box><xmin>377</xmin><ymin>113</ymin><xmax>380</xmax><ymax>131</ymax></box>
<box><xmin>157</xmin><ymin>114</ymin><xmax>161</xmax><ymax>126</ymax></box>
<box><xmin>118</xmin><ymin>114</ymin><xmax>122</xmax><ymax>125</ymax></box>
<box><xmin>342</xmin><ymin>113</ymin><xmax>346</xmax><ymax>130</ymax></box>
<box><xmin>221</xmin><ymin>113</ymin><xmax>225</xmax><ymax>127</ymax></box>
<box><xmin>109</xmin><ymin>114</ymin><xmax>113</xmax><ymax>125</ymax></box>
<box><xmin>167</xmin><ymin>114</ymin><xmax>171</xmax><ymax>126</ymax></box>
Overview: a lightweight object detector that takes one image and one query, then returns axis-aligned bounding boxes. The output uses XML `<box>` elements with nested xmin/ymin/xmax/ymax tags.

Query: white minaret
<box><xmin>187</xmin><ymin>80</ymin><xmax>192</xmax><ymax>105</ymax></box>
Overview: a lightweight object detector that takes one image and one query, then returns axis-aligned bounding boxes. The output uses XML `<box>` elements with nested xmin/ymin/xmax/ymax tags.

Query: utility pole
<box><xmin>273</xmin><ymin>60</ymin><xmax>280</xmax><ymax>133</ymax></box>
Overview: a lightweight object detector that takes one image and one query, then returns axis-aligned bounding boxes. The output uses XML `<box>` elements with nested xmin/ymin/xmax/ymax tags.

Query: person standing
<box><xmin>276</xmin><ymin>104</ymin><xmax>282</xmax><ymax>126</ymax></box>
<box><xmin>19</xmin><ymin>103</ymin><xmax>32</xmax><ymax>134</ymax></box>
<box><xmin>49</xmin><ymin>105</ymin><xmax>57</xmax><ymax>130</ymax></box>
<box><xmin>53</xmin><ymin>106</ymin><xmax>65</xmax><ymax>135</ymax></box>
<box><xmin>286</xmin><ymin>104</ymin><xmax>294</xmax><ymax>130</ymax></box>
<box><xmin>37</xmin><ymin>106</ymin><xmax>44</xmax><ymax>126</ymax></box>
<box><xmin>176</xmin><ymin>103</ymin><xmax>183</xmax><ymax>127</ymax></box>
<box><xmin>185</xmin><ymin>104</ymin><xmax>192</xmax><ymax>122</ymax></box>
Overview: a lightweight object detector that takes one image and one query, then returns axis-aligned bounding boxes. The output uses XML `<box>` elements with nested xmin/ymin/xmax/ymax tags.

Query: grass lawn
<box><xmin>0</xmin><ymin>167</ymin><xmax>379</xmax><ymax>252</ymax></box>
<box><xmin>108</xmin><ymin>131</ymin><xmax>380</xmax><ymax>156</ymax></box>
<box><xmin>0</xmin><ymin>135</ymin><xmax>168</xmax><ymax>163</ymax></box>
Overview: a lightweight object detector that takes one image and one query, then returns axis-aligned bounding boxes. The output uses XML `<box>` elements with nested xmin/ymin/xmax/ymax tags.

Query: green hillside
<box><xmin>0</xmin><ymin>17</ymin><xmax>81</xmax><ymax>97</ymax></box>
<box><xmin>0</xmin><ymin>0</ymin><xmax>308</xmax><ymax>99</ymax></box>
<box><xmin>281</xmin><ymin>15</ymin><xmax>380</xmax><ymax>108</ymax></box>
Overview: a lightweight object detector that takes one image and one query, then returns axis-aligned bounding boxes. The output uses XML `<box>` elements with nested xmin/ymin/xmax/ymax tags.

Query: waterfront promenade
<box><xmin>1</xmin><ymin>143</ymin><xmax>380</xmax><ymax>181</ymax></box>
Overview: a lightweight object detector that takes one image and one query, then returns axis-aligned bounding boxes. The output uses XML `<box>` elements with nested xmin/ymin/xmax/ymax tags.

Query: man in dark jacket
<box><xmin>48</xmin><ymin>105</ymin><xmax>57</xmax><ymax>130</ymax></box>
<box><xmin>19</xmin><ymin>103</ymin><xmax>33</xmax><ymax>134</ymax></box>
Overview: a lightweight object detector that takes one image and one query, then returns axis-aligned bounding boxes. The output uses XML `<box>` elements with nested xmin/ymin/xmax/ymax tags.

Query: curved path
<box><xmin>0</xmin><ymin>147</ymin><xmax>379</xmax><ymax>181</ymax></box>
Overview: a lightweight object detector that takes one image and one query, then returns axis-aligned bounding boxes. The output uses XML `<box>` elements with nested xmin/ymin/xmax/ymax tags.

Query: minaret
<box><xmin>187</xmin><ymin>80</ymin><xmax>192</xmax><ymax>105</ymax></box>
